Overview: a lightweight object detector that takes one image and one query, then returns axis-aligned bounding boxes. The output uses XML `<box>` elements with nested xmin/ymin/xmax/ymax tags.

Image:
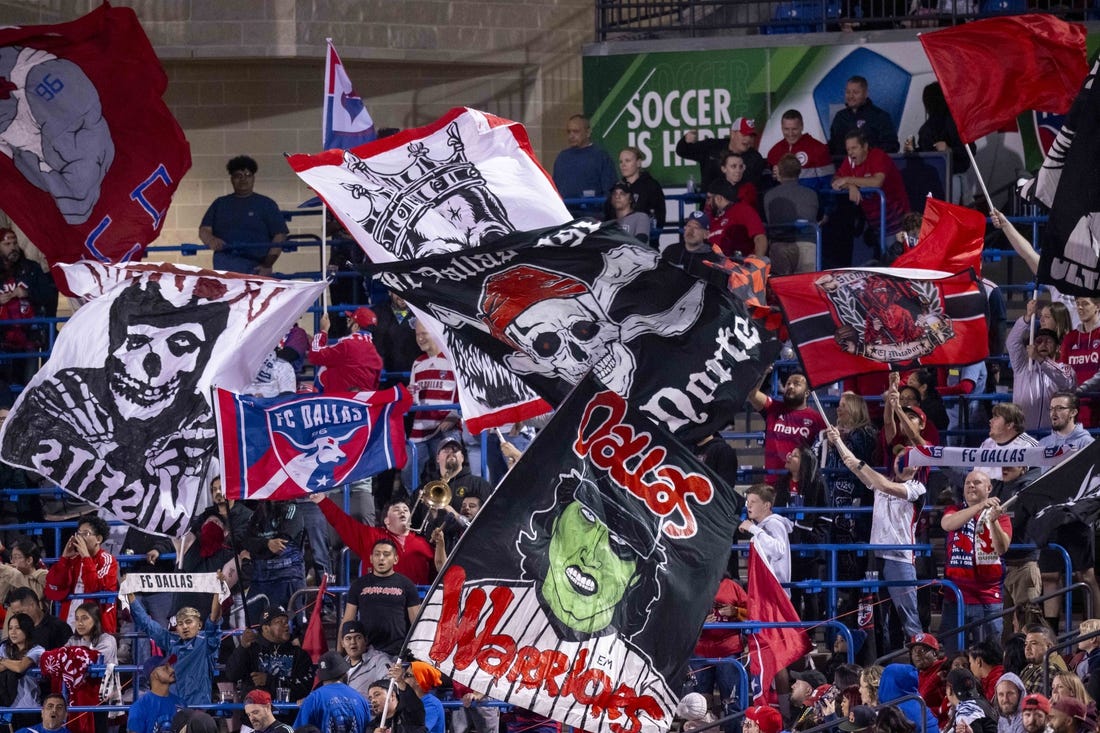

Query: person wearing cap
<box><xmin>1023</xmin><ymin>693</ymin><xmax>1054</xmax><ymax>733</ymax></box>
<box><xmin>1049</xmin><ymin>697</ymin><xmax>1089</xmax><ymax>733</ymax></box>
<box><xmin>743</xmin><ymin>704</ymin><xmax>783</xmax><ymax>733</ymax></box>
<box><xmin>367</xmin><ymin>665</ymin><xmax>428</xmax><ymax>733</ymax></box>
<box><xmin>827</xmin><ymin>76</ymin><xmax>900</xmax><ymax>156</ymax></box>
<box><xmin>342</xmin><ymin>620</ymin><xmax>392</xmax><ymax>697</ymax></box>
<box><xmin>340</xmin><ymin>538</ymin><xmax>420</xmax><ymax>658</ymax></box>
<box><xmin>127</xmin><ymin>583</ymin><xmax>223</xmax><ymax>706</ymax></box>
<box><xmin>242</xmin><ymin>689</ymin><xmax>293</xmax><ymax>733</ymax></box>
<box><xmin>946</xmin><ymin>667</ymin><xmax>998</xmax><ymax>733</ymax></box>
<box><xmin>1037</xmin><ymin>392</ymin><xmax>1100</xmax><ymax>632</ymax></box>
<box><xmin>399</xmin><ymin>661</ymin><xmax>445</xmax><ymax>733</ymax></box>
<box><xmin>199</xmin><ymin>154</ymin><xmax>288</xmax><ymax>275</ymax></box>
<box><xmin>127</xmin><ymin>655</ymin><xmax>183</xmax><ymax>733</ymax></box>
<box><xmin>996</xmin><ymin>672</ymin><xmax>1029</xmax><ymax>733</ymax></box>
<box><xmin>308</xmin><ymin>306</ymin><xmax>383</xmax><ymax>393</ymax></box>
<box><xmin>838</xmin><ymin>704</ymin><xmax>876</xmax><ymax>733</ymax></box>
<box><xmin>293</xmin><ymin>650</ymin><xmax>371</xmax><ymax>733</ymax></box>
<box><xmin>606</xmin><ymin>180</ymin><xmax>653</xmax><ymax>244</ymax></box>
<box><xmin>763</xmin><ymin>153</ymin><xmax>820</xmax><ymax>276</ymax></box>
<box><xmin>706</xmin><ymin>178</ymin><xmax>768</xmax><ymax>260</ymax></box>
<box><xmin>826</xmin><ymin>423</ymin><xmax>927</xmax><ymax>640</ymax></box>
<box><xmin>661</xmin><ymin>209</ymin><xmax>728</xmax><ymax>288</ymax></box>
<box><xmin>829</xmin><ymin>130</ymin><xmax>908</xmax><ymax>268</ymax></box>
<box><xmin>765</xmin><ymin>110</ymin><xmax>835</xmax><ymax>190</ymax></box>
<box><xmin>676</xmin><ymin>117</ymin><xmax>766</xmax><ymax>193</ymax></box>
<box><xmin>942</xmin><ymin>470</ymin><xmax>1012</xmax><ymax>650</ymax></box>
<box><xmin>225</xmin><ymin>605</ymin><xmax>315</xmax><ymax>706</ymax></box>
<box><xmin>551</xmin><ymin>114</ymin><xmax>617</xmax><ymax>206</ymax></box>
<box><xmin>414</xmin><ymin>436</ymin><xmax>491</xmax><ymax>518</ymax></box>
<box><xmin>605</xmin><ymin>146</ymin><xmax>667</xmax><ymax>229</ymax></box>
<box><xmin>909</xmin><ymin>633</ymin><xmax>950</xmax><ymax>727</ymax></box>
<box><xmin>1008</xmin><ymin>301</ymin><xmax>1075</xmax><ymax>431</ymax></box>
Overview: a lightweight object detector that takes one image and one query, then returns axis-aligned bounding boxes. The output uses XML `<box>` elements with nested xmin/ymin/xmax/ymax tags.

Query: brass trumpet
<box><xmin>412</xmin><ymin>479</ymin><xmax>452</xmax><ymax>532</ymax></box>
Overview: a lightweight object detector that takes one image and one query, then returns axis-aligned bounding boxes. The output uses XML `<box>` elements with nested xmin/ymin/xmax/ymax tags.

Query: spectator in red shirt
<box><xmin>968</xmin><ymin>638</ymin><xmax>1006</xmax><ymax>705</ymax></box>
<box><xmin>765</xmin><ymin>110</ymin><xmax>835</xmax><ymax>189</ymax></box>
<box><xmin>308</xmin><ymin>308</ymin><xmax>383</xmax><ymax>392</ymax></box>
<box><xmin>909</xmin><ymin>633</ymin><xmax>950</xmax><ymax>728</ymax></box>
<box><xmin>707</xmin><ymin>179</ymin><xmax>768</xmax><ymax>259</ymax></box>
<box><xmin>690</xmin><ymin>577</ymin><xmax>747</xmax><ymax>722</ymax></box>
<box><xmin>748</xmin><ymin>371</ymin><xmax>827</xmax><ymax>486</ymax></box>
<box><xmin>43</xmin><ymin>517</ymin><xmax>117</xmax><ymax>634</ymax></box>
<box><xmin>831</xmin><ymin>131</ymin><xmax>910</xmax><ymax>261</ymax></box>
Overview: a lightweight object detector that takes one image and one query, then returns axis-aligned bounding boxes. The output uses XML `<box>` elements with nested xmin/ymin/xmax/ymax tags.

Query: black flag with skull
<box><xmin>373</xmin><ymin>220</ymin><xmax>779</xmax><ymax>441</ymax></box>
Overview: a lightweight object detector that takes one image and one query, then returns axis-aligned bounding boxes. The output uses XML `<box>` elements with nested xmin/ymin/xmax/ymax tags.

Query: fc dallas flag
<box><xmin>746</xmin><ymin>546</ymin><xmax>811</xmax><ymax>706</ymax></box>
<box><xmin>214</xmin><ymin>385</ymin><xmax>411</xmax><ymax>501</ymax></box>
<box><xmin>892</xmin><ymin>198</ymin><xmax>985</xmax><ymax>277</ymax></box>
<box><xmin>373</xmin><ymin>220</ymin><xmax>778</xmax><ymax>442</ymax></box>
<box><xmin>770</xmin><ymin>267</ymin><xmax>987</xmax><ymax>388</ymax></box>
<box><xmin>323</xmin><ymin>40</ymin><xmax>375</xmax><ymax>150</ymax></box>
<box><xmin>1026</xmin><ymin>60</ymin><xmax>1100</xmax><ymax>296</ymax></box>
<box><xmin>287</xmin><ymin>107</ymin><xmax>571</xmax><ymax>432</ymax></box>
<box><xmin>0</xmin><ymin>4</ymin><xmax>191</xmax><ymax>265</ymax></box>
<box><xmin>406</xmin><ymin>374</ymin><xmax>741</xmax><ymax>733</ymax></box>
<box><xmin>0</xmin><ymin>262</ymin><xmax>325</xmax><ymax>536</ymax></box>
<box><xmin>919</xmin><ymin>14</ymin><xmax>1087</xmax><ymax>144</ymax></box>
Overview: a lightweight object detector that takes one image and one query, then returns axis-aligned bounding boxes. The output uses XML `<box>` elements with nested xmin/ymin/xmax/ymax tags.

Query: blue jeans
<box><xmin>941</xmin><ymin>598</ymin><xmax>1003</xmax><ymax>653</ymax></box>
<box><xmin>213</xmin><ymin>250</ymin><xmax>263</xmax><ymax>274</ymax></box>
<box><xmin>882</xmin><ymin>558</ymin><xmax>922</xmax><ymax>639</ymax></box>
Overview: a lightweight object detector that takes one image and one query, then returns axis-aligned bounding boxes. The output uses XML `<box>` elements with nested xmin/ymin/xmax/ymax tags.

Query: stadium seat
<box><xmin>978</xmin><ymin>0</ymin><xmax>1026</xmax><ymax>14</ymax></box>
<box><xmin>760</xmin><ymin>0</ymin><xmax>842</xmax><ymax>34</ymax></box>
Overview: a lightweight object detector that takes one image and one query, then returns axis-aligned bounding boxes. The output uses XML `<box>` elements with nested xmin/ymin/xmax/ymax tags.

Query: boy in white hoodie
<box><xmin>739</xmin><ymin>484</ymin><xmax>794</xmax><ymax>588</ymax></box>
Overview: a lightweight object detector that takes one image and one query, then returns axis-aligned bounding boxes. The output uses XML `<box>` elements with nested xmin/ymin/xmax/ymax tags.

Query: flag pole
<box><xmin>964</xmin><ymin>145</ymin><xmax>993</xmax><ymax>214</ymax></box>
<box><xmin>321</xmin><ymin>38</ymin><xmax>332</xmax><ymax>317</ymax></box>
<box><xmin>810</xmin><ymin>390</ymin><xmax>833</xmax><ymax>430</ymax></box>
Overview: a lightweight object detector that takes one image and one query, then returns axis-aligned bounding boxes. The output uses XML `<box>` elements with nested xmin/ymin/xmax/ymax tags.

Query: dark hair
<box><xmin>720</xmin><ymin>150</ymin><xmax>745</xmax><ymax>166</ymax></box>
<box><xmin>42</xmin><ymin>693</ymin><xmax>66</xmax><ymax>709</ymax></box>
<box><xmin>4</xmin><ymin>612</ymin><xmax>34</xmax><ymax>657</ymax></box>
<box><xmin>372</xmin><ymin>538</ymin><xmax>399</xmax><ymax>556</ymax></box>
<box><xmin>1052</xmin><ymin>391</ymin><xmax>1079</xmax><ymax>412</ymax></box>
<box><xmin>922</xmin><ymin>82</ymin><xmax>949</xmax><ymax>118</ymax></box>
<box><xmin>847</xmin><ymin>75</ymin><xmax>869</xmax><ymax>89</ymax></box>
<box><xmin>226</xmin><ymin>155</ymin><xmax>258</xmax><ymax>175</ymax></box>
<box><xmin>875</xmin><ymin>706</ymin><xmax>917</xmax><ymax>733</ymax></box>
<box><xmin>968</xmin><ymin>638</ymin><xmax>1002</xmax><ymax>667</ymax></box>
<box><xmin>294</xmin><ymin>727</ymin><xmax>323</xmax><ymax>733</ymax></box>
<box><xmin>1025</xmin><ymin>623</ymin><xmax>1055</xmax><ymax>642</ymax></box>
<box><xmin>77</xmin><ymin>516</ymin><xmax>109</xmax><ymax>541</ymax></box>
<box><xmin>1003</xmin><ymin>633</ymin><xmax>1027</xmax><ymax>675</ymax></box>
<box><xmin>173</xmin><ymin>709</ymin><xmax>218</xmax><ymax>733</ymax></box>
<box><xmin>381</xmin><ymin>499</ymin><xmax>411</xmax><ymax>521</ymax></box>
<box><xmin>6</xmin><ymin>586</ymin><xmax>40</xmax><ymax>607</ymax></box>
<box><xmin>74</xmin><ymin>602</ymin><xmax>104</xmax><ymax>643</ymax></box>
<box><xmin>781</xmin><ymin>109</ymin><xmax>804</xmax><ymax>123</ymax></box>
<box><xmin>10</xmin><ymin>538</ymin><xmax>41</xmax><ymax>565</ymax></box>
<box><xmin>841</xmin><ymin>685</ymin><xmax>862</xmax><ymax>715</ymax></box>
<box><xmin>992</xmin><ymin>403</ymin><xmax>1027</xmax><ymax>435</ymax></box>
<box><xmin>368</xmin><ymin>678</ymin><xmax>392</xmax><ymax>692</ymax></box>
<box><xmin>777</xmin><ymin>154</ymin><xmax>802</xmax><ymax>181</ymax></box>
<box><xmin>834</xmin><ymin>663</ymin><xmax>862</xmax><ymax>691</ymax></box>
<box><xmin>844</xmin><ymin>130</ymin><xmax>869</xmax><ymax>147</ymax></box>
<box><xmin>946</xmin><ymin>668</ymin><xmax>980</xmax><ymax>701</ymax></box>
<box><xmin>898</xmin><ymin>385</ymin><xmax>921</xmax><ymax>403</ymax></box>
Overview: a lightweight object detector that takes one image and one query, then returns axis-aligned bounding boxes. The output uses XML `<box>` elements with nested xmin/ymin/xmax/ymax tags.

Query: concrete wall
<box><xmin>0</xmin><ymin>0</ymin><xmax>591</xmax><ymax>272</ymax></box>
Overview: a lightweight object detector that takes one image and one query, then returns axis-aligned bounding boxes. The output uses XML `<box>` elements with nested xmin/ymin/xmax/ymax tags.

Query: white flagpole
<box><xmin>320</xmin><ymin>38</ymin><xmax>332</xmax><ymax>315</ymax></box>
<box><xmin>810</xmin><ymin>390</ymin><xmax>833</xmax><ymax>430</ymax></box>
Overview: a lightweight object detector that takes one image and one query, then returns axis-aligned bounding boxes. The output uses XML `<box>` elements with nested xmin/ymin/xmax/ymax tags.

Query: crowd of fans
<box><xmin>0</xmin><ymin>62</ymin><xmax>1093</xmax><ymax>733</ymax></box>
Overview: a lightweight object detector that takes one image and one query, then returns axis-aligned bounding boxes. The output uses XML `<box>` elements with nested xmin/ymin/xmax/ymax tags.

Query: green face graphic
<box><xmin>539</xmin><ymin>501</ymin><xmax>639</xmax><ymax>634</ymax></box>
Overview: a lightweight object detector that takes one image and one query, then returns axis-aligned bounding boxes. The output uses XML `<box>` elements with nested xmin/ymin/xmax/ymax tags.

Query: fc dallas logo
<box><xmin>817</xmin><ymin>271</ymin><xmax>955</xmax><ymax>363</ymax></box>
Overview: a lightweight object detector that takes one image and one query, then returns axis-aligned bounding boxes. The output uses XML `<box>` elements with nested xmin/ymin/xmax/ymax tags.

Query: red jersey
<box><xmin>836</xmin><ymin>147</ymin><xmax>909</xmax><ymax>233</ymax></box>
<box><xmin>44</xmin><ymin>550</ymin><xmax>118</xmax><ymax>633</ymax></box>
<box><xmin>766</xmin><ymin>134</ymin><xmax>833</xmax><ymax>173</ymax></box>
<box><xmin>943</xmin><ymin>505</ymin><xmax>1012</xmax><ymax>604</ymax></box>
<box><xmin>1060</xmin><ymin>326</ymin><xmax>1100</xmax><ymax>385</ymax></box>
<box><xmin>761</xmin><ymin>397</ymin><xmax>827</xmax><ymax>485</ymax></box>
<box><xmin>694</xmin><ymin>578</ymin><xmax>748</xmax><ymax>658</ymax></box>
<box><xmin>708</xmin><ymin>200</ymin><xmax>765</xmax><ymax>258</ymax></box>
<box><xmin>318</xmin><ymin>497</ymin><xmax>435</xmax><ymax>584</ymax></box>
<box><xmin>308</xmin><ymin>331</ymin><xmax>383</xmax><ymax>392</ymax></box>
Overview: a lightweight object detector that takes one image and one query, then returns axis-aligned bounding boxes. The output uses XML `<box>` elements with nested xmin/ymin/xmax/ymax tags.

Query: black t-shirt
<box><xmin>346</xmin><ymin>572</ymin><xmax>420</xmax><ymax>655</ymax></box>
<box><xmin>34</xmin><ymin>615</ymin><xmax>72</xmax><ymax>651</ymax></box>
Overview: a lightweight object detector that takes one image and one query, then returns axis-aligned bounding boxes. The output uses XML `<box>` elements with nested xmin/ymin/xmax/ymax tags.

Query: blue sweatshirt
<box><xmin>131</xmin><ymin>598</ymin><xmax>220</xmax><ymax>705</ymax></box>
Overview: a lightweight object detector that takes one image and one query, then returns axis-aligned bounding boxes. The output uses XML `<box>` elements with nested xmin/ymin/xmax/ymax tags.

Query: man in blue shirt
<box><xmin>14</xmin><ymin>694</ymin><xmax>70</xmax><ymax>733</ymax></box>
<box><xmin>294</xmin><ymin>651</ymin><xmax>371</xmax><ymax>733</ymax></box>
<box><xmin>128</xmin><ymin>655</ymin><xmax>183</xmax><ymax>733</ymax></box>
<box><xmin>552</xmin><ymin>115</ymin><xmax>616</xmax><ymax>213</ymax></box>
<box><xmin>199</xmin><ymin>155</ymin><xmax>288</xmax><ymax>275</ymax></box>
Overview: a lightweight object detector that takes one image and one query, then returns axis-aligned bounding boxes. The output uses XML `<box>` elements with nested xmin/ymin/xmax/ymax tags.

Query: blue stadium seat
<box><xmin>760</xmin><ymin>0</ymin><xmax>842</xmax><ymax>34</ymax></box>
<box><xmin>978</xmin><ymin>0</ymin><xmax>1026</xmax><ymax>14</ymax></box>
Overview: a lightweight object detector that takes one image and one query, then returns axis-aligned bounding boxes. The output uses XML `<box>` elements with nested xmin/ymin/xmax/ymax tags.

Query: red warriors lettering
<box><xmin>573</xmin><ymin>390</ymin><xmax>713</xmax><ymax>538</ymax></box>
<box><xmin>429</xmin><ymin>566</ymin><xmax>663</xmax><ymax>733</ymax></box>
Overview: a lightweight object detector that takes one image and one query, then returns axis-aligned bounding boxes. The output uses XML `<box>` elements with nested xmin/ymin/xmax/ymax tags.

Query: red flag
<box><xmin>892</xmin><ymin>198</ymin><xmax>986</xmax><ymax>277</ymax></box>
<box><xmin>746</xmin><ymin>546</ymin><xmax>810</xmax><ymax>706</ymax></box>
<box><xmin>920</xmin><ymin>15</ymin><xmax>1087</xmax><ymax>144</ymax></box>
<box><xmin>302</xmin><ymin>574</ymin><xmax>329</xmax><ymax>664</ymax></box>
<box><xmin>0</xmin><ymin>4</ymin><xmax>191</xmax><ymax>266</ymax></box>
<box><xmin>770</xmin><ymin>267</ymin><xmax>988</xmax><ymax>388</ymax></box>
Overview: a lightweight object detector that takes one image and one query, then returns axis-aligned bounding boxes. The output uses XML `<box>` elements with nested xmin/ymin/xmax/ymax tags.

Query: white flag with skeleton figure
<box><xmin>287</xmin><ymin>107</ymin><xmax>571</xmax><ymax>432</ymax></box>
<box><xmin>0</xmin><ymin>262</ymin><xmax>325</xmax><ymax>537</ymax></box>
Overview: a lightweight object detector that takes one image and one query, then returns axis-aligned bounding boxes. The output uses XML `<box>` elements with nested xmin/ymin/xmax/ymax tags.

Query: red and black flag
<box><xmin>769</xmin><ymin>267</ymin><xmax>988</xmax><ymax>388</ymax></box>
<box><xmin>892</xmin><ymin>198</ymin><xmax>986</xmax><ymax>278</ymax></box>
<box><xmin>372</xmin><ymin>220</ymin><xmax>779</xmax><ymax>441</ymax></box>
<box><xmin>1024</xmin><ymin>60</ymin><xmax>1100</xmax><ymax>296</ymax></box>
<box><xmin>406</xmin><ymin>374</ymin><xmax>742</xmax><ymax>733</ymax></box>
<box><xmin>0</xmin><ymin>4</ymin><xmax>191</xmax><ymax>267</ymax></box>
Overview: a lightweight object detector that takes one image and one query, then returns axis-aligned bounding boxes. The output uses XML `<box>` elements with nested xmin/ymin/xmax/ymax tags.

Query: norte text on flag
<box><xmin>214</xmin><ymin>385</ymin><xmax>411</xmax><ymax>501</ymax></box>
<box><xmin>406</xmin><ymin>374</ymin><xmax>742</xmax><ymax>733</ymax></box>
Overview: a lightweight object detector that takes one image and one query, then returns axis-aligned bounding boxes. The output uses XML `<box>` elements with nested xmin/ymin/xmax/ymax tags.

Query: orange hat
<box><xmin>410</xmin><ymin>661</ymin><xmax>442</xmax><ymax>692</ymax></box>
